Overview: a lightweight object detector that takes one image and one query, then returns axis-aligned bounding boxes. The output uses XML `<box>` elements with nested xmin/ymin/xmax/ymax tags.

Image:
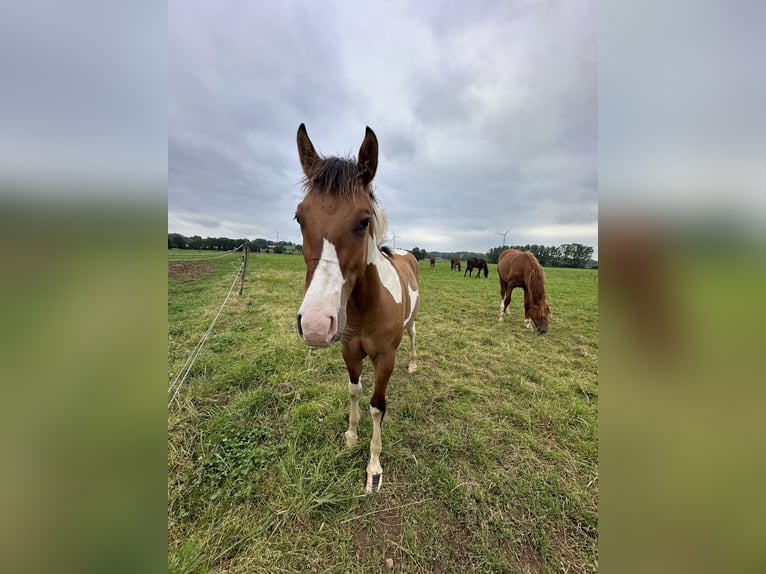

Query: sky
<box><xmin>169</xmin><ymin>0</ymin><xmax>597</xmax><ymax>258</ymax></box>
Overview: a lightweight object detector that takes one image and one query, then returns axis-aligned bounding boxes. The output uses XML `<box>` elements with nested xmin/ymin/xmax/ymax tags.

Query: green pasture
<box><xmin>168</xmin><ymin>252</ymin><xmax>598</xmax><ymax>573</ymax></box>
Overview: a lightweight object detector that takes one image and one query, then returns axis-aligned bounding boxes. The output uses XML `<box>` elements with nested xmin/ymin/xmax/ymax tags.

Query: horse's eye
<box><xmin>294</xmin><ymin>214</ymin><xmax>302</xmax><ymax>226</ymax></box>
<box><xmin>356</xmin><ymin>218</ymin><xmax>371</xmax><ymax>233</ymax></box>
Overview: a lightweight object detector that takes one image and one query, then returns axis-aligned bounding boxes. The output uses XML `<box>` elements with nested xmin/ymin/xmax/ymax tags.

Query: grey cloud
<box><xmin>169</xmin><ymin>0</ymin><xmax>597</xmax><ymax>257</ymax></box>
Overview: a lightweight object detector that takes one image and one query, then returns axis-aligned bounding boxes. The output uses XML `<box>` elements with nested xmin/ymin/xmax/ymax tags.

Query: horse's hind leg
<box><xmin>366</xmin><ymin>350</ymin><xmax>395</xmax><ymax>493</ymax></box>
<box><xmin>406</xmin><ymin>321</ymin><xmax>417</xmax><ymax>373</ymax></box>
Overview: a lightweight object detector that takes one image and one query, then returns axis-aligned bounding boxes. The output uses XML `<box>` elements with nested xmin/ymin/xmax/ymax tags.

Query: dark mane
<box><xmin>525</xmin><ymin>252</ymin><xmax>546</xmax><ymax>301</ymax></box>
<box><xmin>302</xmin><ymin>156</ymin><xmax>376</xmax><ymax>200</ymax></box>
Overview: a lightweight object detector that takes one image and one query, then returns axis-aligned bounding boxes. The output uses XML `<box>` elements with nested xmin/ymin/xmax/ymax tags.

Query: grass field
<box><xmin>168</xmin><ymin>252</ymin><xmax>598</xmax><ymax>573</ymax></box>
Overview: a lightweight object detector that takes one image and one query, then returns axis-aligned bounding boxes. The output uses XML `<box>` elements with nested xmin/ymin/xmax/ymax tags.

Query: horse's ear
<box><xmin>358</xmin><ymin>126</ymin><xmax>378</xmax><ymax>186</ymax></box>
<box><xmin>297</xmin><ymin>123</ymin><xmax>320</xmax><ymax>176</ymax></box>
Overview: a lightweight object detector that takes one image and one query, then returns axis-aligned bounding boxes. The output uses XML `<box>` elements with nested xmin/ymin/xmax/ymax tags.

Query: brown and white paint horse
<box><xmin>294</xmin><ymin>124</ymin><xmax>420</xmax><ymax>493</ymax></box>
<box><xmin>497</xmin><ymin>249</ymin><xmax>550</xmax><ymax>333</ymax></box>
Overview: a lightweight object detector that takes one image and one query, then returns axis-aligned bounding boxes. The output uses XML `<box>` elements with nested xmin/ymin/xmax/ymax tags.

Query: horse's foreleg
<box><xmin>366</xmin><ymin>351</ymin><xmax>395</xmax><ymax>493</ymax></box>
<box><xmin>523</xmin><ymin>290</ymin><xmax>533</xmax><ymax>329</ymax></box>
<box><xmin>342</xmin><ymin>346</ymin><xmax>364</xmax><ymax>449</ymax></box>
<box><xmin>345</xmin><ymin>377</ymin><xmax>362</xmax><ymax>448</ymax></box>
<box><xmin>499</xmin><ymin>283</ymin><xmax>511</xmax><ymax>321</ymax></box>
<box><xmin>367</xmin><ymin>403</ymin><xmax>384</xmax><ymax>493</ymax></box>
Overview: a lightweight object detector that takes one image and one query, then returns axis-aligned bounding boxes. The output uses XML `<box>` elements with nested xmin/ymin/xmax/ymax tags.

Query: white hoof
<box><xmin>344</xmin><ymin>431</ymin><xmax>358</xmax><ymax>449</ymax></box>
<box><xmin>407</xmin><ymin>362</ymin><xmax>417</xmax><ymax>373</ymax></box>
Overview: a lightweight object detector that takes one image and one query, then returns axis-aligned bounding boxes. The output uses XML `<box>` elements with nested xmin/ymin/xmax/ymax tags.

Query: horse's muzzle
<box><xmin>297</xmin><ymin>312</ymin><xmax>337</xmax><ymax>347</ymax></box>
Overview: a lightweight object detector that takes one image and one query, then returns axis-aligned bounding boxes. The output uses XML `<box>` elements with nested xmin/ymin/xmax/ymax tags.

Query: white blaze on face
<box><xmin>298</xmin><ymin>238</ymin><xmax>345</xmax><ymax>347</ymax></box>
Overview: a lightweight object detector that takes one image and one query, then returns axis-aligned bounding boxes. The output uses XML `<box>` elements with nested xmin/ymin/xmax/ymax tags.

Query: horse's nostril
<box><xmin>296</xmin><ymin>314</ymin><xmax>303</xmax><ymax>337</ymax></box>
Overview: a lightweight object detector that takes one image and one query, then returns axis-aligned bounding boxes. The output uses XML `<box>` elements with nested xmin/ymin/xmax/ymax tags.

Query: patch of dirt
<box><xmin>353</xmin><ymin>507</ymin><xmax>403</xmax><ymax>565</ymax></box>
<box><xmin>514</xmin><ymin>542</ymin><xmax>545</xmax><ymax>574</ymax></box>
<box><xmin>438</xmin><ymin>524</ymin><xmax>470</xmax><ymax>571</ymax></box>
<box><xmin>168</xmin><ymin>261</ymin><xmax>215</xmax><ymax>282</ymax></box>
<box><xmin>552</xmin><ymin>531</ymin><xmax>592</xmax><ymax>574</ymax></box>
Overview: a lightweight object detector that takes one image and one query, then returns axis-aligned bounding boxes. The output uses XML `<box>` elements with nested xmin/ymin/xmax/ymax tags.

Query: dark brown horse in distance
<box><xmin>497</xmin><ymin>249</ymin><xmax>550</xmax><ymax>334</ymax></box>
<box><xmin>450</xmin><ymin>257</ymin><xmax>461</xmax><ymax>271</ymax></box>
<box><xmin>464</xmin><ymin>257</ymin><xmax>488</xmax><ymax>278</ymax></box>
<box><xmin>429</xmin><ymin>257</ymin><xmax>435</xmax><ymax>269</ymax></box>
<box><xmin>294</xmin><ymin>123</ymin><xmax>420</xmax><ymax>493</ymax></box>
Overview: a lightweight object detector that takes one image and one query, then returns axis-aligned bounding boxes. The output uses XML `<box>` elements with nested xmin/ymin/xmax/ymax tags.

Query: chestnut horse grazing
<box><xmin>450</xmin><ymin>257</ymin><xmax>461</xmax><ymax>271</ymax></box>
<box><xmin>497</xmin><ymin>249</ymin><xmax>550</xmax><ymax>333</ymax></box>
<box><xmin>294</xmin><ymin>124</ymin><xmax>420</xmax><ymax>494</ymax></box>
<box><xmin>464</xmin><ymin>257</ymin><xmax>489</xmax><ymax>278</ymax></box>
<box><xmin>429</xmin><ymin>257</ymin><xmax>436</xmax><ymax>269</ymax></box>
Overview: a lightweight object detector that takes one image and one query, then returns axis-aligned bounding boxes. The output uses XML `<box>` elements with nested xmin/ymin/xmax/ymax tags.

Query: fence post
<box><xmin>239</xmin><ymin>243</ymin><xmax>249</xmax><ymax>295</ymax></box>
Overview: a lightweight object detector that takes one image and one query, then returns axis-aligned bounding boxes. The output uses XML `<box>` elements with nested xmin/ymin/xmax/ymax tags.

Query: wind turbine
<box><xmin>390</xmin><ymin>230</ymin><xmax>398</xmax><ymax>249</ymax></box>
<box><xmin>273</xmin><ymin>228</ymin><xmax>281</xmax><ymax>244</ymax></box>
<box><xmin>495</xmin><ymin>227</ymin><xmax>511</xmax><ymax>247</ymax></box>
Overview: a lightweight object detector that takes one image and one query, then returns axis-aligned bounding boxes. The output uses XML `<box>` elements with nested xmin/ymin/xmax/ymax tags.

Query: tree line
<box><xmin>169</xmin><ymin>233</ymin><xmax>594</xmax><ymax>268</ymax></box>
<box><xmin>485</xmin><ymin>243</ymin><xmax>594</xmax><ymax>267</ymax></box>
<box><xmin>168</xmin><ymin>233</ymin><xmax>302</xmax><ymax>254</ymax></box>
<box><xmin>413</xmin><ymin>248</ymin><xmax>487</xmax><ymax>262</ymax></box>
<box><xmin>410</xmin><ymin>243</ymin><xmax>595</xmax><ymax>268</ymax></box>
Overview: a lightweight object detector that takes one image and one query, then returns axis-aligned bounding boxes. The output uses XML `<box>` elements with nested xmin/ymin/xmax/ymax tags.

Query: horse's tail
<box><xmin>483</xmin><ymin>264</ymin><xmax>488</xmax><ymax>277</ymax></box>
